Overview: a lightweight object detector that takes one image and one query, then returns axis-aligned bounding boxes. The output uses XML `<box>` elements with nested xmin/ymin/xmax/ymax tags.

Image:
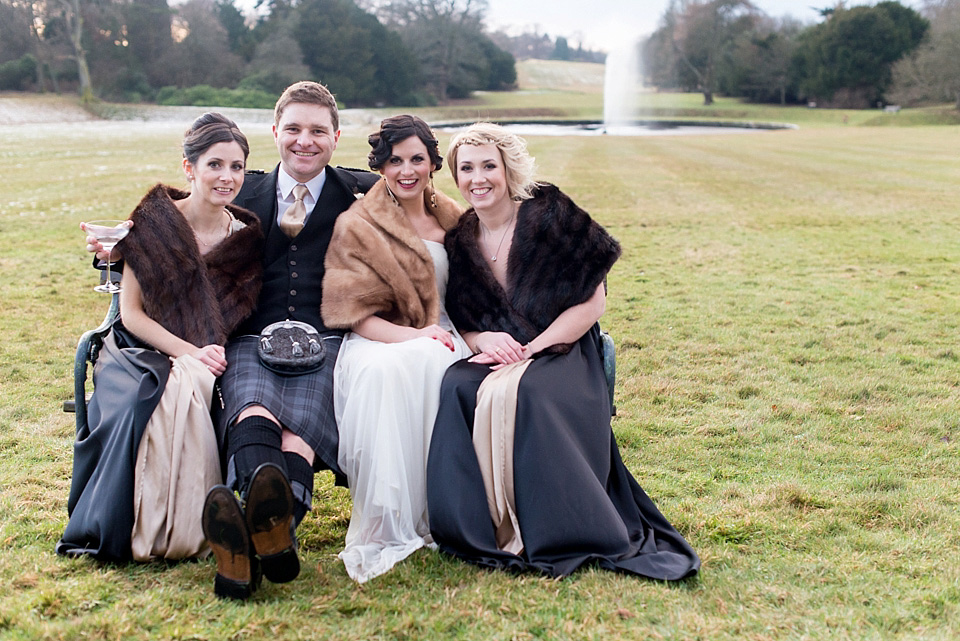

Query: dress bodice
<box><xmin>424</xmin><ymin>240</ymin><xmax>454</xmax><ymax>331</ymax></box>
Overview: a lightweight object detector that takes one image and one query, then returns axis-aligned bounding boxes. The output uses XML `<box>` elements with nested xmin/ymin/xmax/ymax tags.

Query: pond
<box><xmin>437</xmin><ymin>120</ymin><xmax>797</xmax><ymax>137</ymax></box>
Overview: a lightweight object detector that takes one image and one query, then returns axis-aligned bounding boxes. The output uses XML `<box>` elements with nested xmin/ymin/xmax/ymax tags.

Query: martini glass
<box><xmin>82</xmin><ymin>220</ymin><xmax>129</xmax><ymax>293</ymax></box>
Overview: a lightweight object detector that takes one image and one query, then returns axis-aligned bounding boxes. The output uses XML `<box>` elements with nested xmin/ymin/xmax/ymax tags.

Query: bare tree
<box><xmin>25</xmin><ymin>0</ymin><xmax>94</xmax><ymax>98</ymax></box>
<box><xmin>665</xmin><ymin>0</ymin><xmax>758</xmax><ymax>105</ymax></box>
<box><xmin>246</xmin><ymin>18</ymin><xmax>311</xmax><ymax>94</ymax></box>
<box><xmin>889</xmin><ymin>0</ymin><xmax>960</xmax><ymax>109</ymax></box>
<box><xmin>161</xmin><ymin>0</ymin><xmax>243</xmax><ymax>88</ymax></box>
<box><xmin>51</xmin><ymin>0</ymin><xmax>94</xmax><ymax>99</ymax></box>
<box><xmin>376</xmin><ymin>0</ymin><xmax>488</xmax><ymax>100</ymax></box>
<box><xmin>724</xmin><ymin>15</ymin><xmax>802</xmax><ymax>104</ymax></box>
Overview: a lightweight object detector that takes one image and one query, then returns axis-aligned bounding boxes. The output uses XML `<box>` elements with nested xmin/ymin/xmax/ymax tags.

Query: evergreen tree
<box><xmin>792</xmin><ymin>2</ymin><xmax>928</xmax><ymax>107</ymax></box>
<box><xmin>293</xmin><ymin>0</ymin><xmax>419</xmax><ymax>106</ymax></box>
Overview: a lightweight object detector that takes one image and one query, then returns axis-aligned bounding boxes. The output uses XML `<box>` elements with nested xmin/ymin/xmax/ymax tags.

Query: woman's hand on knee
<box><xmin>415</xmin><ymin>324</ymin><xmax>456</xmax><ymax>351</ymax></box>
<box><xmin>469</xmin><ymin>331</ymin><xmax>528</xmax><ymax>366</ymax></box>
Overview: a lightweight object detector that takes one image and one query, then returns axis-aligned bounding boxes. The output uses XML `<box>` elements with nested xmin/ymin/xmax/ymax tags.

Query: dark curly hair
<box><xmin>182</xmin><ymin>112</ymin><xmax>250</xmax><ymax>165</ymax></box>
<box><xmin>367</xmin><ymin>115</ymin><xmax>442</xmax><ymax>173</ymax></box>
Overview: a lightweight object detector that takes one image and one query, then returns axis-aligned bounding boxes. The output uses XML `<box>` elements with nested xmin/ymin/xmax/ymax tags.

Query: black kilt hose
<box><xmin>220</xmin><ymin>334</ymin><xmax>343</xmax><ymax>477</ymax></box>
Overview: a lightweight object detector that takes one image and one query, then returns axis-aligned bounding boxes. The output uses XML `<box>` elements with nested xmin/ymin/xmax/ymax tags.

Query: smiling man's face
<box><xmin>272</xmin><ymin>102</ymin><xmax>340</xmax><ymax>183</ymax></box>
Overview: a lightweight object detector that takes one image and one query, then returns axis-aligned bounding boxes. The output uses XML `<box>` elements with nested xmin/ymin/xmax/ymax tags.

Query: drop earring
<box><xmin>429</xmin><ymin>175</ymin><xmax>438</xmax><ymax>209</ymax></box>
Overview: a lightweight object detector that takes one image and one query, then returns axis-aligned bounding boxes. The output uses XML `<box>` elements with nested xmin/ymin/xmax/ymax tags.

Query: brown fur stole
<box><xmin>119</xmin><ymin>184</ymin><xmax>263</xmax><ymax>347</ymax></box>
<box><xmin>445</xmin><ymin>183</ymin><xmax>621</xmax><ymax>351</ymax></box>
<box><xmin>321</xmin><ymin>179</ymin><xmax>463</xmax><ymax>329</ymax></box>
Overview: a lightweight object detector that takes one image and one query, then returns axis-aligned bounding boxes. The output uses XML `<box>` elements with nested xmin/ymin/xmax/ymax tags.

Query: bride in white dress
<box><xmin>321</xmin><ymin>115</ymin><xmax>469</xmax><ymax>582</ymax></box>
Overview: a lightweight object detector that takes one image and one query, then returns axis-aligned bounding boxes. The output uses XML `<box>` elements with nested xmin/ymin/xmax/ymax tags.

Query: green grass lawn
<box><xmin>440</xmin><ymin>88</ymin><xmax>960</xmax><ymax>128</ymax></box>
<box><xmin>1</xmin><ymin>86</ymin><xmax>959</xmax><ymax>639</ymax></box>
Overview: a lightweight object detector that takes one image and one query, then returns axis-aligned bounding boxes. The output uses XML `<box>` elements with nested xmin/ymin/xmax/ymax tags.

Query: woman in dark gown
<box><xmin>426</xmin><ymin>123</ymin><xmax>699</xmax><ymax>580</ymax></box>
<box><xmin>58</xmin><ymin>113</ymin><xmax>262</xmax><ymax>562</ymax></box>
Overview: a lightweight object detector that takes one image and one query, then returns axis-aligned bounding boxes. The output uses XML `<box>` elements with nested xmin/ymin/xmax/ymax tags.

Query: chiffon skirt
<box><xmin>334</xmin><ymin>332</ymin><xmax>469</xmax><ymax>582</ymax></box>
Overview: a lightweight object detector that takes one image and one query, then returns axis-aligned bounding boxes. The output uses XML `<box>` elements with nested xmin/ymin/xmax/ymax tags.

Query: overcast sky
<box><xmin>484</xmin><ymin>0</ymin><xmax>924</xmax><ymax>50</ymax></box>
<box><xmin>229</xmin><ymin>1</ymin><xmax>925</xmax><ymax>53</ymax></box>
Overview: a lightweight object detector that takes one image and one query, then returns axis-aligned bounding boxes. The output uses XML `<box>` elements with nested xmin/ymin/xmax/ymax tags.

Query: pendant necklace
<box><xmin>196</xmin><ymin>208</ymin><xmax>230</xmax><ymax>247</ymax></box>
<box><xmin>484</xmin><ymin>212</ymin><xmax>516</xmax><ymax>262</ymax></box>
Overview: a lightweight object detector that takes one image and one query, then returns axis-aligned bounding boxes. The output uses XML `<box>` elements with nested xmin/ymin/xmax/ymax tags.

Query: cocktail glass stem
<box><xmin>100</xmin><ymin>250</ymin><xmax>119</xmax><ymax>294</ymax></box>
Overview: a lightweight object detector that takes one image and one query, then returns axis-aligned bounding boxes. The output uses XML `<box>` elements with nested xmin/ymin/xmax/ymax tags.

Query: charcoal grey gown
<box><xmin>426</xmin><ymin>184</ymin><xmax>700</xmax><ymax>579</ymax></box>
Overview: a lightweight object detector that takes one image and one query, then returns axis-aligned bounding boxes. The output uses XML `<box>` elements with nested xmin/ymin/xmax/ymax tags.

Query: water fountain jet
<box><xmin>603</xmin><ymin>39</ymin><xmax>642</xmax><ymax>132</ymax></box>
<box><xmin>437</xmin><ymin>37</ymin><xmax>796</xmax><ymax>137</ymax></box>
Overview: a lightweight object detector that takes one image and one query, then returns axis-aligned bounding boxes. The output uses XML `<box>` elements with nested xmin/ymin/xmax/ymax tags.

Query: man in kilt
<box><xmin>201</xmin><ymin>81</ymin><xmax>378</xmax><ymax>599</ymax></box>
<box><xmin>84</xmin><ymin>82</ymin><xmax>378</xmax><ymax>599</ymax></box>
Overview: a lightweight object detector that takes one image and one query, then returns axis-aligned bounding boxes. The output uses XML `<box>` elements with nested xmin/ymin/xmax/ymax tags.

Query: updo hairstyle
<box><xmin>368</xmin><ymin>115</ymin><xmax>443</xmax><ymax>173</ymax></box>
<box><xmin>182</xmin><ymin>112</ymin><xmax>250</xmax><ymax>166</ymax></box>
<box><xmin>447</xmin><ymin>122</ymin><xmax>537</xmax><ymax>201</ymax></box>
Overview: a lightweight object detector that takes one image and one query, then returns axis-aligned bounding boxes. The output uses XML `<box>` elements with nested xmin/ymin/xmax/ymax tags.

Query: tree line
<box><xmin>488</xmin><ymin>31</ymin><xmax>606</xmax><ymax>64</ymax></box>
<box><xmin>0</xmin><ymin>0</ymin><xmax>519</xmax><ymax>106</ymax></box>
<box><xmin>643</xmin><ymin>0</ymin><xmax>958</xmax><ymax>109</ymax></box>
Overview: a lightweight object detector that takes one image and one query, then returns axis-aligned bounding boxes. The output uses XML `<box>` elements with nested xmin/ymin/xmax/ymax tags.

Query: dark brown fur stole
<box><xmin>445</xmin><ymin>183</ymin><xmax>621</xmax><ymax>352</ymax></box>
<box><xmin>120</xmin><ymin>184</ymin><xmax>263</xmax><ymax>347</ymax></box>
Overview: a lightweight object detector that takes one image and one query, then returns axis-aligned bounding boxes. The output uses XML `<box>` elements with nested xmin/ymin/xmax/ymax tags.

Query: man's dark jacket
<box><xmin>232</xmin><ymin>164</ymin><xmax>378</xmax><ymax>337</ymax></box>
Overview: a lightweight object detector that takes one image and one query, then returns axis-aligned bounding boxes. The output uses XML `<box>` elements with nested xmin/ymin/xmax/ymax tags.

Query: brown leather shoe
<box><xmin>244</xmin><ymin>463</ymin><xmax>300</xmax><ymax>583</ymax></box>
<box><xmin>202</xmin><ymin>485</ymin><xmax>260</xmax><ymax>600</ymax></box>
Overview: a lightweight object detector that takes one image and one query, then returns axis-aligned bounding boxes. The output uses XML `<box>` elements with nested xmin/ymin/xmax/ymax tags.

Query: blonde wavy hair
<box><xmin>447</xmin><ymin>123</ymin><xmax>537</xmax><ymax>201</ymax></box>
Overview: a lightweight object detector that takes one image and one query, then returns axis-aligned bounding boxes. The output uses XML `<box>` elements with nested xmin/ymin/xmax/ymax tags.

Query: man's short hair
<box><xmin>274</xmin><ymin>81</ymin><xmax>339</xmax><ymax>131</ymax></box>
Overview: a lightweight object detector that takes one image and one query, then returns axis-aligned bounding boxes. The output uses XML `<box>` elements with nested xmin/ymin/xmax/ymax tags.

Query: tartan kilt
<box><xmin>220</xmin><ymin>334</ymin><xmax>343</xmax><ymax>476</ymax></box>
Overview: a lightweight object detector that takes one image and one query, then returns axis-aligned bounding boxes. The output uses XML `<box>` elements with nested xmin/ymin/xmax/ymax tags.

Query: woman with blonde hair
<box><xmin>427</xmin><ymin>123</ymin><xmax>699</xmax><ymax>580</ymax></box>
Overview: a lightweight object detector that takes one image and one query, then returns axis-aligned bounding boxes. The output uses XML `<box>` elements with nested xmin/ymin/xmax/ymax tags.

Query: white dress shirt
<box><xmin>275</xmin><ymin>166</ymin><xmax>328</xmax><ymax>227</ymax></box>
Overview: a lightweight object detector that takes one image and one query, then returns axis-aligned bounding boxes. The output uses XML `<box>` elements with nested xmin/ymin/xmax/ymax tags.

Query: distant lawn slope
<box><xmin>424</xmin><ymin>59</ymin><xmax>960</xmax><ymax>127</ymax></box>
<box><xmin>0</xmin><ymin>92</ymin><xmax>95</xmax><ymax>125</ymax></box>
<box><xmin>515</xmin><ymin>59</ymin><xmax>604</xmax><ymax>92</ymax></box>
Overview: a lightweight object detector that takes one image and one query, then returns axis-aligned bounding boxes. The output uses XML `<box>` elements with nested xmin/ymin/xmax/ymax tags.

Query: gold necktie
<box><xmin>280</xmin><ymin>183</ymin><xmax>309</xmax><ymax>238</ymax></box>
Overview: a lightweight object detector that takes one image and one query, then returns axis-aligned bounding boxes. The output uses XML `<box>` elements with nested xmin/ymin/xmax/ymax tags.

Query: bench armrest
<box><xmin>66</xmin><ymin>293</ymin><xmax>120</xmax><ymax>435</ymax></box>
<box><xmin>599</xmin><ymin>329</ymin><xmax>616</xmax><ymax>416</ymax></box>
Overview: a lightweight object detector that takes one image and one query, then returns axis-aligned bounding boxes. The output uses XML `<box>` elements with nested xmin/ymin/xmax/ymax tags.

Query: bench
<box><xmin>63</xmin><ymin>264</ymin><xmax>121</xmax><ymax>429</ymax></box>
<box><xmin>63</xmin><ymin>292</ymin><xmax>119</xmax><ymax>431</ymax></box>
<box><xmin>600</xmin><ymin>330</ymin><xmax>617</xmax><ymax>415</ymax></box>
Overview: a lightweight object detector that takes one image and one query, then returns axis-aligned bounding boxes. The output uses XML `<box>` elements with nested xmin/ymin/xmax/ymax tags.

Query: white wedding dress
<box><xmin>334</xmin><ymin>240</ymin><xmax>471</xmax><ymax>583</ymax></box>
